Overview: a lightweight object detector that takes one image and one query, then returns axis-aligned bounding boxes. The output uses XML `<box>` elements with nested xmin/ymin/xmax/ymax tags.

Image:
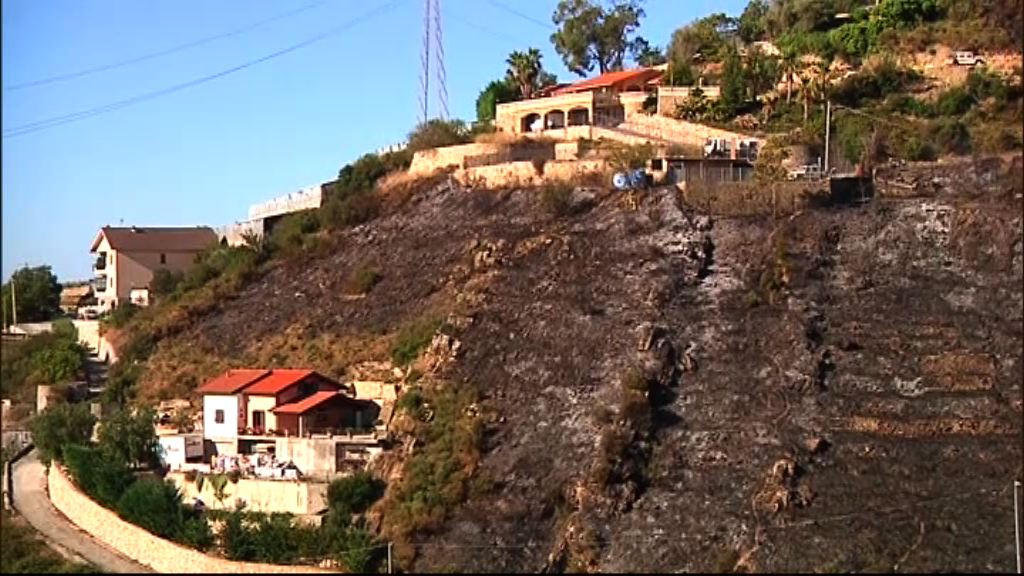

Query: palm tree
<box><xmin>800</xmin><ymin>61</ymin><xmax>835</xmax><ymax>124</ymax></box>
<box><xmin>780</xmin><ymin>52</ymin><xmax>800</xmax><ymax>104</ymax></box>
<box><xmin>506</xmin><ymin>48</ymin><xmax>543</xmax><ymax>100</ymax></box>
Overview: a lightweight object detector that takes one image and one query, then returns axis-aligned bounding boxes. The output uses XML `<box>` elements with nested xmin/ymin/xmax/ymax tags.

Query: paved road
<box><xmin>11</xmin><ymin>449</ymin><xmax>152</xmax><ymax>573</ymax></box>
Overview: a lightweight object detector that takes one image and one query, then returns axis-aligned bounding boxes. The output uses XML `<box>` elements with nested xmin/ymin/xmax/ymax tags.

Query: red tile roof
<box><xmin>272</xmin><ymin>391</ymin><xmax>352</xmax><ymax>415</ymax></box>
<box><xmin>197</xmin><ymin>369</ymin><xmax>270</xmax><ymax>395</ymax></box>
<box><xmin>243</xmin><ymin>369</ymin><xmax>318</xmax><ymax>396</ymax></box>
<box><xmin>553</xmin><ymin>67</ymin><xmax>663</xmax><ymax>95</ymax></box>
<box><xmin>90</xmin><ymin>226</ymin><xmax>217</xmax><ymax>253</ymax></box>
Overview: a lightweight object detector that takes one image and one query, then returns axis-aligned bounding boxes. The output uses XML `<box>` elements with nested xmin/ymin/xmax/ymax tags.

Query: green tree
<box><xmin>29</xmin><ymin>403</ymin><xmax>96</xmax><ymax>465</ymax></box>
<box><xmin>97</xmin><ymin>407</ymin><xmax>159</xmax><ymax>469</ymax></box>
<box><xmin>550</xmin><ymin>0</ymin><xmax>647</xmax><ymax>76</ymax></box>
<box><xmin>406</xmin><ymin>119</ymin><xmax>470</xmax><ymax>152</ymax></box>
<box><xmin>1</xmin><ymin>266</ymin><xmax>61</xmax><ymax>326</ymax></box>
<box><xmin>743</xmin><ymin>46</ymin><xmax>779</xmax><ymax>101</ymax></box>
<box><xmin>738</xmin><ymin>0</ymin><xmax>769</xmax><ymax>43</ymax></box>
<box><xmin>719</xmin><ymin>46</ymin><xmax>747</xmax><ymax>117</ymax></box>
<box><xmin>668</xmin><ymin>13</ymin><xmax>735</xmax><ymax>64</ymax></box>
<box><xmin>632</xmin><ymin>37</ymin><xmax>666</xmax><ymax>66</ymax></box>
<box><xmin>475</xmin><ymin>78</ymin><xmax>520</xmax><ymax>123</ymax></box>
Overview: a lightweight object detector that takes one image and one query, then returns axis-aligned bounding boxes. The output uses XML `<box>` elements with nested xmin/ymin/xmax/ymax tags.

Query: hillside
<box><xmin>118</xmin><ymin>154</ymin><xmax>1023</xmax><ymax>572</ymax></box>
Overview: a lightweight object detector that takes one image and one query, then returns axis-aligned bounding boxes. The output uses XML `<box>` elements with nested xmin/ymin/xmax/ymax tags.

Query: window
<box><xmin>253</xmin><ymin>410</ymin><xmax>265</xmax><ymax>429</ymax></box>
<box><xmin>160</xmin><ymin>253</ymin><xmax>166</xmax><ymax>265</ymax></box>
<box><xmin>215</xmin><ymin>409</ymin><xmax>225</xmax><ymax>424</ymax></box>
<box><xmin>651</xmin><ymin>159</ymin><xmax>664</xmax><ymax>171</ymax></box>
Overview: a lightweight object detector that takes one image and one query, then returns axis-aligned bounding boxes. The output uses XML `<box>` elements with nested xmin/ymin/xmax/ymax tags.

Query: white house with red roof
<box><xmin>196</xmin><ymin>368</ymin><xmax>382</xmax><ymax>469</ymax></box>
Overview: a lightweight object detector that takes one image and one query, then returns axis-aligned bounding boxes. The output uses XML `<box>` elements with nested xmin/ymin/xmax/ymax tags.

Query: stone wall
<box><xmin>48</xmin><ymin>465</ymin><xmax>327</xmax><ymax>573</ymax></box>
<box><xmin>214</xmin><ymin>220</ymin><xmax>265</xmax><ymax>247</ymax></box>
<box><xmin>454</xmin><ymin>161</ymin><xmax>542</xmax><ymax>188</ymax></box>
<box><xmin>454</xmin><ymin>159</ymin><xmax>610</xmax><ymax>188</ymax></box>
<box><xmin>621</xmin><ymin>114</ymin><xmax>762</xmax><ymax>149</ymax></box>
<box><xmin>409</xmin><ymin>142</ymin><xmax>506</xmax><ymax>175</ymax></box>
<box><xmin>167</xmin><ymin>472</ymin><xmax>328</xmax><ymax>517</ymax></box>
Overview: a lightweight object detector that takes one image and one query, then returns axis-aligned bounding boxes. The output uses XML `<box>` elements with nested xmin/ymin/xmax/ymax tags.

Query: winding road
<box><xmin>11</xmin><ymin>449</ymin><xmax>152</xmax><ymax>573</ymax></box>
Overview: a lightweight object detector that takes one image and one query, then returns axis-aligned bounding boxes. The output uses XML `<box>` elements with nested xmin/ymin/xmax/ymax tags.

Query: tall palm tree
<box><xmin>801</xmin><ymin>61</ymin><xmax>834</xmax><ymax>124</ymax></box>
<box><xmin>780</xmin><ymin>52</ymin><xmax>800</xmax><ymax>104</ymax></box>
<box><xmin>506</xmin><ymin>48</ymin><xmax>543</xmax><ymax>100</ymax></box>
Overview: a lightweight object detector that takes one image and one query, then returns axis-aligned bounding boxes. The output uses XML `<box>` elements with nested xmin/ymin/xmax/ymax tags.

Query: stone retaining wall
<box><xmin>409</xmin><ymin>142</ymin><xmax>505</xmax><ymax>175</ymax></box>
<box><xmin>47</xmin><ymin>465</ymin><xmax>329</xmax><ymax>573</ymax></box>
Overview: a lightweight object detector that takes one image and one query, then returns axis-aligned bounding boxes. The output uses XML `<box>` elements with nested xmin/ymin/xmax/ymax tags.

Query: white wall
<box><xmin>203</xmin><ymin>395</ymin><xmax>241</xmax><ymax>441</ymax></box>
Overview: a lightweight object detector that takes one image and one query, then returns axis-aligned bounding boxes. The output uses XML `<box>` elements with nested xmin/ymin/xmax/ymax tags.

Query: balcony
<box><xmin>93</xmin><ymin>278</ymin><xmax>107</xmax><ymax>293</ymax></box>
<box><xmin>93</xmin><ymin>253</ymin><xmax>106</xmax><ymax>272</ymax></box>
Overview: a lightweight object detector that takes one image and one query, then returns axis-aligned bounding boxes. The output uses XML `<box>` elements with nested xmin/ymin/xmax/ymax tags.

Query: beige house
<box><xmin>90</xmin><ymin>226</ymin><xmax>217</xmax><ymax>310</ymax></box>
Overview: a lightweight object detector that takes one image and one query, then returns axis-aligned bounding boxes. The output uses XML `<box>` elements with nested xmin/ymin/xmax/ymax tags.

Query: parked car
<box><xmin>952</xmin><ymin>51</ymin><xmax>986</xmax><ymax>67</ymax></box>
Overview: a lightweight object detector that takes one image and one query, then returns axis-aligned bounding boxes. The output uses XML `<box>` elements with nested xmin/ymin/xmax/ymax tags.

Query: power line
<box><xmin>485</xmin><ymin>0</ymin><xmax>554</xmax><ymax>31</ymax></box>
<box><xmin>444</xmin><ymin>9</ymin><xmax>519</xmax><ymax>43</ymax></box>
<box><xmin>2</xmin><ymin>0</ymin><xmax>403</xmax><ymax>139</ymax></box>
<box><xmin>5</xmin><ymin>0</ymin><xmax>329</xmax><ymax>91</ymax></box>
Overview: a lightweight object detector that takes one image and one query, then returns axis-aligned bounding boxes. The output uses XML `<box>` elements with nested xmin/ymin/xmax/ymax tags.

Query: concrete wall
<box><xmin>275</xmin><ymin>436</ymin><xmax>337</xmax><ymax>480</ymax></box>
<box><xmin>72</xmin><ymin>320</ymin><xmax>100</xmax><ymax>352</ymax></box>
<box><xmin>408</xmin><ymin>142</ymin><xmax>506</xmax><ymax>176</ymax></box>
<box><xmin>215</xmin><ymin>219</ymin><xmax>264</xmax><ymax>247</ymax></box>
<box><xmin>203</xmin><ymin>395</ymin><xmax>241</xmax><ymax>442</ymax></box>
<box><xmin>248</xmin><ymin>184</ymin><xmax>323</xmax><ymax>221</ymax></box>
<box><xmin>167</xmin><ymin>472</ymin><xmax>329</xmax><ymax>516</ymax></box>
<box><xmin>48</xmin><ymin>465</ymin><xmax>327</xmax><ymax>573</ymax></box>
<box><xmin>655</xmin><ymin>85</ymin><xmax>722</xmax><ymax>116</ymax></box>
<box><xmin>543</xmin><ymin>159</ymin><xmax>610</xmax><ymax>182</ymax></box>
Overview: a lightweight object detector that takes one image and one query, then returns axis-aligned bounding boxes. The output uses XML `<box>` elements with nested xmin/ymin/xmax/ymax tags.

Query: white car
<box><xmin>952</xmin><ymin>51</ymin><xmax>985</xmax><ymax>67</ymax></box>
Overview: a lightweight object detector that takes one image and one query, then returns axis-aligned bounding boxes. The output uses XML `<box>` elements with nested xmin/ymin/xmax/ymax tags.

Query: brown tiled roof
<box><xmin>245</xmin><ymin>369</ymin><xmax>327</xmax><ymax>396</ymax></box>
<box><xmin>90</xmin><ymin>226</ymin><xmax>217</xmax><ymax>253</ymax></box>
<box><xmin>272</xmin><ymin>391</ymin><xmax>363</xmax><ymax>414</ymax></box>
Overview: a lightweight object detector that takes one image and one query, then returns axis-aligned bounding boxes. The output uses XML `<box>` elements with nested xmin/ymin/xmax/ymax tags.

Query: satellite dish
<box><xmin>613</xmin><ymin>172</ymin><xmax>629</xmax><ymax>190</ymax></box>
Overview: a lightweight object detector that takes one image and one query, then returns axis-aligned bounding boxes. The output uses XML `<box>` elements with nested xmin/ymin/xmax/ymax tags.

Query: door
<box><xmin>252</xmin><ymin>410</ymin><xmax>265</xmax><ymax>431</ymax></box>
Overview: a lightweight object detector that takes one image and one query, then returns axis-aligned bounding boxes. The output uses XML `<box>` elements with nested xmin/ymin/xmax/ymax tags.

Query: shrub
<box><xmin>390</xmin><ymin>318</ymin><xmax>442</xmax><ymax>366</ymax></box>
<box><xmin>327</xmin><ymin>472</ymin><xmax>386</xmax><ymax>516</ymax></box>
<box><xmin>934</xmin><ymin>87</ymin><xmax>974</xmax><ymax>116</ymax></box>
<box><xmin>832</xmin><ymin>60</ymin><xmax>920</xmax><ymax>107</ymax></box>
<box><xmin>344</xmin><ymin>265</ymin><xmax>381</xmax><ymax>295</ymax></box>
<box><xmin>102</xmin><ymin>302</ymin><xmax>140</xmax><ymax>329</ymax></box>
<box><xmin>63</xmin><ymin>444</ymin><xmax>133</xmax><ymax>508</ymax></box>
<box><xmin>539</xmin><ymin>183</ymin><xmax>575</xmax><ymax>218</ymax></box>
<box><xmin>178</xmin><ymin>516</ymin><xmax>215</xmax><ymax>551</ymax></box>
<box><xmin>150</xmin><ymin>269</ymin><xmax>183</xmax><ymax>298</ymax></box>
<box><xmin>30</xmin><ymin>403</ymin><xmax>96</xmax><ymax>465</ymax></box>
<box><xmin>116</xmin><ymin>479</ymin><xmax>185</xmax><ymax>540</ymax></box>
<box><xmin>268</xmin><ymin>211</ymin><xmax>321</xmax><ymax>255</ymax></box>
<box><xmin>899</xmin><ymin>136</ymin><xmax>938</xmax><ymax>161</ymax></box>
<box><xmin>321</xmin><ymin>191</ymin><xmax>381</xmax><ymax>229</ymax></box>
<box><xmin>927</xmin><ymin>118</ymin><xmax>972</xmax><ymax>155</ymax></box>
<box><xmin>407</xmin><ymin>119</ymin><xmax>471</xmax><ymax>152</ymax></box>
<box><xmin>395</xmin><ymin>388</ymin><xmax>424</xmax><ymax>413</ymax></box>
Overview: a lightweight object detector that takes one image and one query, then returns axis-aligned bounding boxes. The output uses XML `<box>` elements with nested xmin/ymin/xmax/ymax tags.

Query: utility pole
<box><xmin>824</xmin><ymin>100</ymin><xmax>832</xmax><ymax>178</ymax></box>
<box><xmin>387</xmin><ymin>541</ymin><xmax>393</xmax><ymax>574</ymax></box>
<box><xmin>1015</xmin><ymin>480</ymin><xmax>1022</xmax><ymax>574</ymax></box>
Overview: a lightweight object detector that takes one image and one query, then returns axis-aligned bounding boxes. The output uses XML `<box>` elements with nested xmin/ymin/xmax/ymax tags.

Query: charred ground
<box><xmin>136</xmin><ymin>156</ymin><xmax>1022</xmax><ymax>573</ymax></box>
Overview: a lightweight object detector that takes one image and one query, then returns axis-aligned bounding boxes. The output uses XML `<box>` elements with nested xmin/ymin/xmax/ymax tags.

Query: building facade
<box><xmin>90</xmin><ymin>226</ymin><xmax>217</xmax><ymax>310</ymax></box>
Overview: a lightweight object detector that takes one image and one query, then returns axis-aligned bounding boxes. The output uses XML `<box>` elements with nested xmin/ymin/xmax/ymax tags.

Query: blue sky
<box><xmin>2</xmin><ymin>0</ymin><xmax>746</xmax><ymax>282</ymax></box>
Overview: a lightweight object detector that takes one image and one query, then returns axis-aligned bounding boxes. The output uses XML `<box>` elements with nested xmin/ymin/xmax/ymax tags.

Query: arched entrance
<box><xmin>521</xmin><ymin>113</ymin><xmax>542</xmax><ymax>133</ymax></box>
<box><xmin>567</xmin><ymin>107</ymin><xmax>590</xmax><ymax>126</ymax></box>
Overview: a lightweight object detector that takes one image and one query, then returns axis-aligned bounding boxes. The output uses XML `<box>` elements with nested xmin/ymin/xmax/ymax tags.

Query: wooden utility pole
<box><xmin>387</xmin><ymin>541</ymin><xmax>393</xmax><ymax>574</ymax></box>
<box><xmin>10</xmin><ymin>275</ymin><xmax>17</xmax><ymax>327</ymax></box>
